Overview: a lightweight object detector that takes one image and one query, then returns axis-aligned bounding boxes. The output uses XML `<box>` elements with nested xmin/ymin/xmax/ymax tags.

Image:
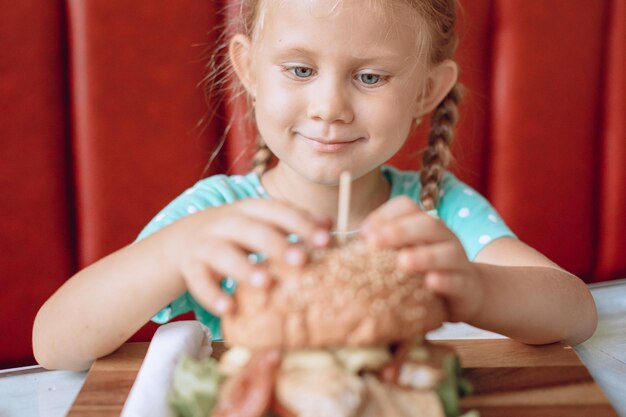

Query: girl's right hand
<box><xmin>165</xmin><ymin>199</ymin><xmax>332</xmax><ymax>316</ymax></box>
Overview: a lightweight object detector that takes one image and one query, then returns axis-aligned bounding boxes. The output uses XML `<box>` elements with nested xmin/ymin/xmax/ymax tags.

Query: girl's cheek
<box><xmin>360</xmin><ymin>91</ymin><xmax>413</xmax><ymax>127</ymax></box>
<box><xmin>270</xmin><ymin>88</ymin><xmax>300</xmax><ymax>113</ymax></box>
<box><xmin>258</xmin><ymin>78</ymin><xmax>303</xmax><ymax>117</ymax></box>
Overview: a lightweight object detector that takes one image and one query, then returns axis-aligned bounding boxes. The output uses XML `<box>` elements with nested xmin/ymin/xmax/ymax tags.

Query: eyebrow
<box><xmin>273</xmin><ymin>46</ymin><xmax>404</xmax><ymax>62</ymax></box>
<box><xmin>274</xmin><ymin>47</ymin><xmax>315</xmax><ymax>57</ymax></box>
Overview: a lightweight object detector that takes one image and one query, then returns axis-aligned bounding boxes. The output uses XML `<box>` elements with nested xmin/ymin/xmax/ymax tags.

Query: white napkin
<box><xmin>121</xmin><ymin>321</ymin><xmax>213</xmax><ymax>417</ymax></box>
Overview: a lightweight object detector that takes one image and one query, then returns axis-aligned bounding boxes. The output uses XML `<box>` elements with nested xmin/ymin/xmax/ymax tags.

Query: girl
<box><xmin>33</xmin><ymin>0</ymin><xmax>597</xmax><ymax>372</ymax></box>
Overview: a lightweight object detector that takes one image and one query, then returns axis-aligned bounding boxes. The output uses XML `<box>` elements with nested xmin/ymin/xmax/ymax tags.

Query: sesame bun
<box><xmin>222</xmin><ymin>238</ymin><xmax>447</xmax><ymax>350</ymax></box>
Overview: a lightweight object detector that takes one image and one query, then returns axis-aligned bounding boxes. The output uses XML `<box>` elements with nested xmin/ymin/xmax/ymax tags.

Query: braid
<box><xmin>251</xmin><ymin>135</ymin><xmax>274</xmax><ymax>175</ymax></box>
<box><xmin>420</xmin><ymin>83</ymin><xmax>462</xmax><ymax>211</ymax></box>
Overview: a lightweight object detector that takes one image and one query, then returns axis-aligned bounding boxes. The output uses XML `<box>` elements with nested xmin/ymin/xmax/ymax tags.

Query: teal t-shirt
<box><xmin>136</xmin><ymin>166</ymin><xmax>516</xmax><ymax>339</ymax></box>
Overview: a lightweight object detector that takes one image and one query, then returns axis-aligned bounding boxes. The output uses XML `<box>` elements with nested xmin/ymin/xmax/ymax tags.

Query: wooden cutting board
<box><xmin>67</xmin><ymin>339</ymin><xmax>618</xmax><ymax>417</ymax></box>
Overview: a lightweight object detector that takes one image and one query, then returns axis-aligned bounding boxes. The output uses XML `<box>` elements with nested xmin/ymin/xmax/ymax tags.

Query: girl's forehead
<box><xmin>276</xmin><ymin>0</ymin><xmax>390</xmax><ymax>16</ymax></box>
<box><xmin>260</xmin><ymin>0</ymin><xmax>414</xmax><ymax>27</ymax></box>
<box><xmin>255</xmin><ymin>0</ymin><xmax>427</xmax><ymax>57</ymax></box>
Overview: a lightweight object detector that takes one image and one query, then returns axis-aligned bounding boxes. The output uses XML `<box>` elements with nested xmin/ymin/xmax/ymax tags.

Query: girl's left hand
<box><xmin>360</xmin><ymin>196</ymin><xmax>484</xmax><ymax>323</ymax></box>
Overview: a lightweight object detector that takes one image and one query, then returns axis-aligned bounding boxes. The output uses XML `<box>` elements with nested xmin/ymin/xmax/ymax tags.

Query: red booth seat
<box><xmin>0</xmin><ymin>0</ymin><xmax>624</xmax><ymax>368</ymax></box>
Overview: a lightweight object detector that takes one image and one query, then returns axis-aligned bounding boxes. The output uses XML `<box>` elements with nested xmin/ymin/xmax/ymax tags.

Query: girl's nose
<box><xmin>306</xmin><ymin>77</ymin><xmax>354</xmax><ymax>124</ymax></box>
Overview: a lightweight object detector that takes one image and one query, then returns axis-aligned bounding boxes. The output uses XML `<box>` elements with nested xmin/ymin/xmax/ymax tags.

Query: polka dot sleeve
<box><xmin>133</xmin><ymin>172</ymin><xmax>269</xmax><ymax>339</ymax></box>
<box><xmin>382</xmin><ymin>166</ymin><xmax>517</xmax><ymax>261</ymax></box>
<box><xmin>437</xmin><ymin>172</ymin><xmax>517</xmax><ymax>260</ymax></box>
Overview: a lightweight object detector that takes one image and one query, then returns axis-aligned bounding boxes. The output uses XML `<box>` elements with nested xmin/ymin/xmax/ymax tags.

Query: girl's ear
<box><xmin>417</xmin><ymin>59</ymin><xmax>459</xmax><ymax>116</ymax></box>
<box><xmin>229</xmin><ymin>34</ymin><xmax>256</xmax><ymax>96</ymax></box>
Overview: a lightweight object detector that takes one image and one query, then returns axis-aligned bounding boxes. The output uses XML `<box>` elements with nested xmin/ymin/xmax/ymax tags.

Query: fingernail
<box><xmin>313</xmin><ymin>214</ymin><xmax>331</xmax><ymax>225</ymax></box>
<box><xmin>214</xmin><ymin>298</ymin><xmax>230</xmax><ymax>314</ymax></box>
<box><xmin>398</xmin><ymin>252</ymin><xmax>413</xmax><ymax>269</ymax></box>
<box><xmin>367</xmin><ymin>231</ymin><xmax>385</xmax><ymax>247</ymax></box>
<box><xmin>265</xmin><ymin>349</ymin><xmax>282</xmax><ymax>362</ymax></box>
<box><xmin>364</xmin><ymin>232</ymin><xmax>378</xmax><ymax>246</ymax></box>
<box><xmin>250</xmin><ymin>270</ymin><xmax>268</xmax><ymax>287</ymax></box>
<box><xmin>285</xmin><ymin>247</ymin><xmax>305</xmax><ymax>266</ymax></box>
<box><xmin>312</xmin><ymin>230</ymin><xmax>330</xmax><ymax>247</ymax></box>
<box><xmin>425</xmin><ymin>274</ymin><xmax>438</xmax><ymax>288</ymax></box>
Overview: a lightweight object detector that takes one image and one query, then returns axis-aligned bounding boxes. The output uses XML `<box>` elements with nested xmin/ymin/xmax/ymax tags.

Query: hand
<box><xmin>166</xmin><ymin>199</ymin><xmax>332</xmax><ymax>315</ymax></box>
<box><xmin>360</xmin><ymin>196</ymin><xmax>484</xmax><ymax>323</ymax></box>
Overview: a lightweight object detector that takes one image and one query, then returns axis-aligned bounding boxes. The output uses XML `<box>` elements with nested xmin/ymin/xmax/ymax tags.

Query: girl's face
<box><xmin>238</xmin><ymin>0</ymin><xmax>433</xmax><ymax>185</ymax></box>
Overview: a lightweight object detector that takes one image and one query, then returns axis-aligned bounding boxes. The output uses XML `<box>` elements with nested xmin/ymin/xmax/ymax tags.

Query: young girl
<box><xmin>33</xmin><ymin>0</ymin><xmax>597</xmax><ymax>372</ymax></box>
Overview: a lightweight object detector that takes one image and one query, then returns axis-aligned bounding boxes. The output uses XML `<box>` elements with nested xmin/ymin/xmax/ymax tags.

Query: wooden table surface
<box><xmin>67</xmin><ymin>338</ymin><xmax>618</xmax><ymax>417</ymax></box>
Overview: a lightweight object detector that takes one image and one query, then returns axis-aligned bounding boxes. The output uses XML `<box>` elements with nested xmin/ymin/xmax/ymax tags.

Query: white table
<box><xmin>2</xmin><ymin>279</ymin><xmax>625</xmax><ymax>417</ymax></box>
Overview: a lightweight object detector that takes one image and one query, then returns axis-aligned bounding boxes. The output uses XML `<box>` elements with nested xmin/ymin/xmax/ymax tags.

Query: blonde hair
<box><xmin>205</xmin><ymin>0</ymin><xmax>462</xmax><ymax>209</ymax></box>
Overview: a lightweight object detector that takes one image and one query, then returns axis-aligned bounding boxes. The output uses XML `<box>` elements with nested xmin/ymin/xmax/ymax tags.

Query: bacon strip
<box><xmin>379</xmin><ymin>341</ymin><xmax>412</xmax><ymax>384</ymax></box>
<box><xmin>212</xmin><ymin>349</ymin><xmax>282</xmax><ymax>417</ymax></box>
<box><xmin>269</xmin><ymin>395</ymin><xmax>298</xmax><ymax>417</ymax></box>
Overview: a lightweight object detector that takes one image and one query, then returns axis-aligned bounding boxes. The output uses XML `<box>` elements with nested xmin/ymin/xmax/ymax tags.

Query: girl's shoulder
<box><xmin>189</xmin><ymin>172</ymin><xmax>269</xmax><ymax>202</ymax></box>
<box><xmin>382</xmin><ymin>164</ymin><xmax>473</xmax><ymax>205</ymax></box>
<box><xmin>135</xmin><ymin>173</ymin><xmax>268</xmax><ymax>241</ymax></box>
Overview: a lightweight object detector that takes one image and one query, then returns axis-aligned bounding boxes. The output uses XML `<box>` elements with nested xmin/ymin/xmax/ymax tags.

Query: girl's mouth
<box><xmin>297</xmin><ymin>133</ymin><xmax>363</xmax><ymax>153</ymax></box>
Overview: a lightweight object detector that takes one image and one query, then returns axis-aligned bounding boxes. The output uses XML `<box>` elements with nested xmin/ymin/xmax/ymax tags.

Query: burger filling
<box><xmin>169</xmin><ymin>339</ymin><xmax>475</xmax><ymax>417</ymax></box>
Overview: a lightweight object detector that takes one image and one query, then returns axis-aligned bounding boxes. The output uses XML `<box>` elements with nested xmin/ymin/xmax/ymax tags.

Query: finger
<box><xmin>181</xmin><ymin>260</ymin><xmax>234</xmax><ymax>315</ymax></box>
<box><xmin>201</xmin><ymin>240</ymin><xmax>272</xmax><ymax>287</ymax></box>
<box><xmin>211</xmin><ymin>215</ymin><xmax>308</xmax><ymax>268</ymax></box>
<box><xmin>364</xmin><ymin>211</ymin><xmax>451</xmax><ymax>248</ymax></box>
<box><xmin>424</xmin><ymin>270</ymin><xmax>468</xmax><ymax>300</ymax></box>
<box><xmin>235</xmin><ymin>200</ymin><xmax>332</xmax><ymax>247</ymax></box>
<box><xmin>361</xmin><ymin>196</ymin><xmax>421</xmax><ymax>232</ymax></box>
<box><xmin>397</xmin><ymin>241</ymin><xmax>467</xmax><ymax>272</ymax></box>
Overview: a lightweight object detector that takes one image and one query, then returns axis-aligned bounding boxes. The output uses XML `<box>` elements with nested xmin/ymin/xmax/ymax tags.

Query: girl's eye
<box><xmin>357</xmin><ymin>73</ymin><xmax>384</xmax><ymax>86</ymax></box>
<box><xmin>288</xmin><ymin>66</ymin><xmax>315</xmax><ymax>79</ymax></box>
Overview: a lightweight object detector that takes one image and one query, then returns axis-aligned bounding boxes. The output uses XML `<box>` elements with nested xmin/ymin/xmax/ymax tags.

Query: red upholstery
<box><xmin>1</xmin><ymin>0</ymin><xmax>624</xmax><ymax>367</ymax></box>
<box><xmin>0</xmin><ymin>1</ymin><xmax>74</xmax><ymax>368</ymax></box>
<box><xmin>66</xmin><ymin>0</ymin><xmax>224</xmax><ymax>266</ymax></box>
<box><xmin>597</xmin><ymin>0</ymin><xmax>626</xmax><ymax>280</ymax></box>
<box><xmin>490</xmin><ymin>1</ymin><xmax>607</xmax><ymax>278</ymax></box>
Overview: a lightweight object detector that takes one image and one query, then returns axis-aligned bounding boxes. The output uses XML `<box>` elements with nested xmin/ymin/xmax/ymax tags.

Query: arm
<box><xmin>469</xmin><ymin>237</ymin><xmax>597</xmax><ymax>346</ymax></box>
<box><xmin>33</xmin><ymin>200</ymin><xmax>331</xmax><ymax>371</ymax></box>
<box><xmin>33</xmin><ymin>224</ymin><xmax>188</xmax><ymax>371</ymax></box>
<box><xmin>361</xmin><ymin>197</ymin><xmax>598</xmax><ymax>347</ymax></box>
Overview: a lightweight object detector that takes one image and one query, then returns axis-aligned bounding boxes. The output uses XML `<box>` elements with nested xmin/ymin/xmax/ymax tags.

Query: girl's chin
<box><xmin>295</xmin><ymin>166</ymin><xmax>376</xmax><ymax>187</ymax></box>
<box><xmin>274</xmin><ymin>158</ymin><xmax>381</xmax><ymax>187</ymax></box>
<box><xmin>301</xmin><ymin>172</ymin><xmax>344</xmax><ymax>187</ymax></box>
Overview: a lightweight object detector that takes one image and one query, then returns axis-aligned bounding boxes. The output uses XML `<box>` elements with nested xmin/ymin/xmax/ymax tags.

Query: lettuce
<box><xmin>169</xmin><ymin>354</ymin><xmax>223</xmax><ymax>417</ymax></box>
<box><xmin>436</xmin><ymin>353</ymin><xmax>476</xmax><ymax>417</ymax></box>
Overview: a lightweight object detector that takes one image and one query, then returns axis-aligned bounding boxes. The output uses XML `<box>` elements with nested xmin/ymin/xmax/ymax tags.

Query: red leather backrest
<box><xmin>597</xmin><ymin>0</ymin><xmax>626</xmax><ymax>280</ymax></box>
<box><xmin>489</xmin><ymin>1</ymin><xmax>607</xmax><ymax>277</ymax></box>
<box><xmin>67</xmin><ymin>0</ymin><xmax>225</xmax><ymax>266</ymax></box>
<box><xmin>0</xmin><ymin>1</ymin><xmax>74</xmax><ymax>368</ymax></box>
<box><xmin>1</xmin><ymin>0</ymin><xmax>624</xmax><ymax>366</ymax></box>
<box><xmin>67</xmin><ymin>0</ymin><xmax>626</xmax><ymax>281</ymax></box>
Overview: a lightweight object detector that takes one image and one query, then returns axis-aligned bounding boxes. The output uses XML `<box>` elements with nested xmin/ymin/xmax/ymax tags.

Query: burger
<box><xmin>169</xmin><ymin>238</ymin><xmax>473</xmax><ymax>417</ymax></box>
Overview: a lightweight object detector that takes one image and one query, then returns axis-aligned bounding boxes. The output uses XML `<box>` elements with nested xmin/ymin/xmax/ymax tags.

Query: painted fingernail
<box><xmin>312</xmin><ymin>230</ymin><xmax>330</xmax><ymax>247</ymax></box>
<box><xmin>285</xmin><ymin>247</ymin><xmax>305</xmax><ymax>265</ymax></box>
<box><xmin>250</xmin><ymin>270</ymin><xmax>268</xmax><ymax>287</ymax></box>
